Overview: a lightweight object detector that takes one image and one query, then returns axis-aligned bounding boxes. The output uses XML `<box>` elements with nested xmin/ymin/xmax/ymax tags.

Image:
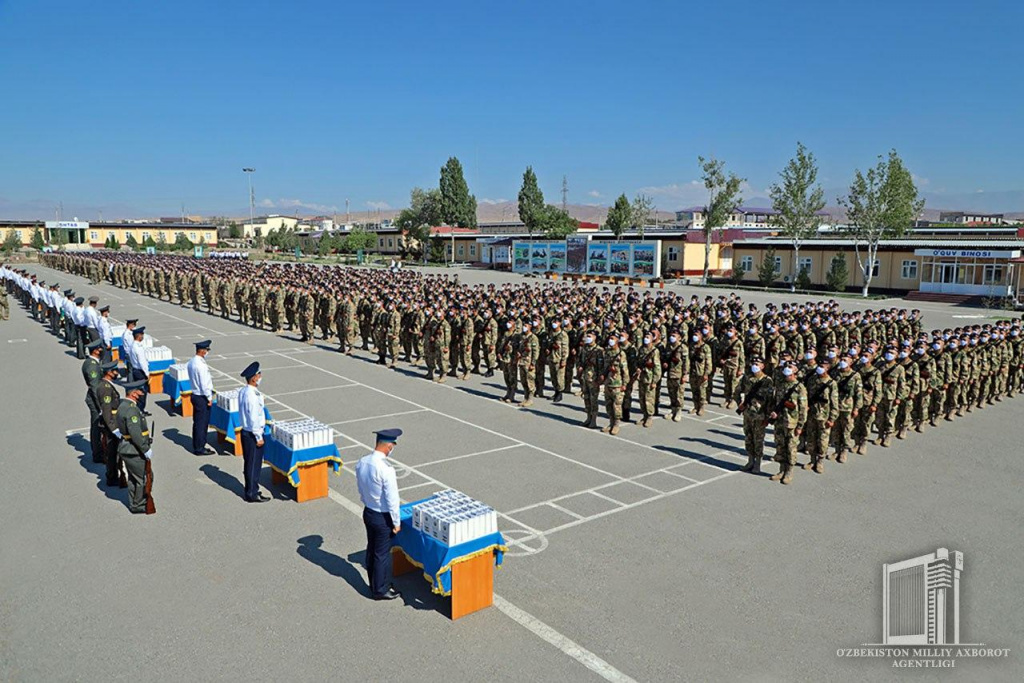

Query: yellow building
<box><xmin>732</xmin><ymin>236</ymin><xmax>1024</xmax><ymax>298</ymax></box>
<box><xmin>0</xmin><ymin>220</ymin><xmax>219</xmax><ymax>249</ymax></box>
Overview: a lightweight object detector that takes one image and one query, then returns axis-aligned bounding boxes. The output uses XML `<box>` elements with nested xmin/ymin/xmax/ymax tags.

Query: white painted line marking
<box><xmin>7</xmin><ymin>339</ymin><xmax>28</xmax><ymax>343</ymax></box>
<box><xmin>272</xmin><ymin>383</ymin><xmax>358</xmax><ymax>397</ymax></box>
<box><xmin>547</xmin><ymin>502</ymin><xmax>585</xmax><ymax>520</ymax></box>
<box><xmin>416</xmin><ymin>443</ymin><xmax>525</xmax><ymax>468</ymax></box>
<box><xmin>326</xmin><ymin>409</ymin><xmax>428</xmax><ymax>426</ymax></box>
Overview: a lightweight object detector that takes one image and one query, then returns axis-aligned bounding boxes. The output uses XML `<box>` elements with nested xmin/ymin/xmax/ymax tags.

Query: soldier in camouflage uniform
<box><xmin>319</xmin><ymin>290</ymin><xmax>336</xmax><ymax>340</ymax></box>
<box><xmin>912</xmin><ymin>343</ymin><xmax>936</xmax><ymax>432</ymax></box>
<box><xmin>769</xmin><ymin>361</ymin><xmax>807</xmax><ymax>485</ymax></box>
<box><xmin>830</xmin><ymin>354</ymin><xmax>863</xmax><ymax>463</ymax></box>
<box><xmin>853</xmin><ymin>352</ymin><xmax>882</xmax><ymax>454</ymax></box>
<box><xmin>636</xmin><ymin>334</ymin><xmax>661</xmax><ymax>427</ymax></box>
<box><xmin>601</xmin><ymin>336</ymin><xmax>629</xmax><ymax>435</ymax></box>
<box><xmin>516</xmin><ymin>321</ymin><xmax>540</xmax><ymax>406</ymax></box>
<box><xmin>284</xmin><ymin>286</ymin><xmax>297</xmax><ymax>331</ymax></box>
<box><xmin>734</xmin><ymin>357</ymin><xmax>774</xmax><ymax>473</ymax></box>
<box><xmin>577</xmin><ymin>332</ymin><xmax>603</xmax><ymax>428</ymax></box>
<box><xmin>298</xmin><ymin>289</ymin><xmax>315</xmax><ymax>343</ymax></box>
<box><xmin>249</xmin><ymin>282</ymin><xmax>265</xmax><ymax>329</ymax></box>
<box><xmin>663</xmin><ymin>331</ymin><xmax>689</xmax><ymax>421</ymax></box>
<box><xmin>688</xmin><ymin>331</ymin><xmax>714</xmax><ymax>416</ymax></box>
<box><xmin>545</xmin><ymin>319</ymin><xmax>569</xmax><ymax>402</ymax></box>
<box><xmin>803</xmin><ymin>358</ymin><xmax>839</xmax><ymax>473</ymax></box>
<box><xmin>497</xmin><ymin>319</ymin><xmax>519</xmax><ymax>402</ymax></box>
<box><xmin>875</xmin><ymin>347</ymin><xmax>905</xmax><ymax>447</ymax></box>
<box><xmin>268</xmin><ymin>285</ymin><xmax>285</xmax><ymax>332</ymax></box>
<box><xmin>718</xmin><ymin>324</ymin><xmax>745</xmax><ymax>409</ymax></box>
<box><xmin>894</xmin><ymin>347</ymin><xmax>919</xmax><ymax>439</ymax></box>
<box><xmin>335</xmin><ymin>292</ymin><xmax>355</xmax><ymax>354</ymax></box>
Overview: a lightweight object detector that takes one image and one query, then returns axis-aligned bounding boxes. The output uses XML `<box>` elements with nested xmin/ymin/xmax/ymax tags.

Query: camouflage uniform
<box><xmin>734</xmin><ymin>371</ymin><xmax>774</xmax><ymax>471</ymax></box>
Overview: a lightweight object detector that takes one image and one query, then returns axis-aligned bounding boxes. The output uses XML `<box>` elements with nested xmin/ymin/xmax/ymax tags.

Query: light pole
<box><xmin>243</xmin><ymin>168</ymin><xmax>255</xmax><ymax>241</ymax></box>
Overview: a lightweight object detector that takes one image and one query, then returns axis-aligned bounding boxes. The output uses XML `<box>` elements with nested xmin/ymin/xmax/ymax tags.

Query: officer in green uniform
<box><xmin>769</xmin><ymin>361</ymin><xmax>807</xmax><ymax>485</ymax></box>
<box><xmin>82</xmin><ymin>340</ymin><xmax>105</xmax><ymax>463</ymax></box>
<box><xmin>116</xmin><ymin>379</ymin><xmax>155</xmax><ymax>514</ymax></box>
<box><xmin>93</xmin><ymin>361</ymin><xmax>127</xmax><ymax>487</ymax></box>
<box><xmin>734</xmin><ymin>356</ymin><xmax>774</xmax><ymax>473</ymax></box>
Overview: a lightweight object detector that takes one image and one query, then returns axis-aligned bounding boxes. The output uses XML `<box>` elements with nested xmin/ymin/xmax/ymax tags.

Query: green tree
<box><xmin>30</xmin><ymin>227</ymin><xmax>45</xmax><ymax>250</ymax></box>
<box><xmin>172</xmin><ymin>232</ymin><xmax>193</xmax><ymax>252</ymax></box>
<box><xmin>228</xmin><ymin>222</ymin><xmax>242</xmax><ymax>239</ymax></box>
<box><xmin>2</xmin><ymin>230</ymin><xmax>21</xmax><ymax>253</ymax></box>
<box><xmin>125</xmin><ymin>233</ymin><xmax>139</xmax><ymax>250</ymax></box>
<box><xmin>631</xmin><ymin>193</ymin><xmax>654</xmax><ymax>239</ymax></box>
<box><xmin>52</xmin><ymin>227</ymin><xmax>68</xmax><ymax>250</ymax></box>
<box><xmin>438</xmin><ymin>156</ymin><xmax>477</xmax><ymax>228</ymax></box>
<box><xmin>826</xmin><ymin>254</ymin><xmax>849</xmax><ymax>292</ymax></box>
<box><xmin>757</xmin><ymin>248</ymin><xmax>777</xmax><ymax>288</ymax></box>
<box><xmin>317</xmin><ymin>234</ymin><xmax>336</xmax><ymax>257</ymax></box>
<box><xmin>698</xmin><ymin>156</ymin><xmax>745</xmax><ymax>285</ymax></box>
<box><xmin>795</xmin><ymin>266</ymin><xmax>812</xmax><ymax>290</ymax></box>
<box><xmin>343</xmin><ymin>226</ymin><xmax>376</xmax><ymax>254</ymax></box>
<box><xmin>428</xmin><ymin>235</ymin><xmax>447</xmax><ymax>264</ymax></box>
<box><xmin>395</xmin><ymin>187</ymin><xmax>441</xmax><ymax>257</ymax></box>
<box><xmin>517</xmin><ymin>166</ymin><xmax>545</xmax><ymax>236</ymax></box>
<box><xmin>538</xmin><ymin>205</ymin><xmax>579</xmax><ymax>239</ymax></box>
<box><xmin>155</xmin><ymin>232</ymin><xmax>169</xmax><ymax>251</ymax></box>
<box><xmin>840</xmin><ymin>149</ymin><xmax>924</xmax><ymax>296</ymax></box>
<box><xmin>729</xmin><ymin>264</ymin><xmax>746</xmax><ymax>285</ymax></box>
<box><xmin>605</xmin><ymin>193</ymin><xmax>632</xmax><ymax>240</ymax></box>
<box><xmin>143</xmin><ymin>235</ymin><xmax>157</xmax><ymax>249</ymax></box>
<box><xmin>769</xmin><ymin>142</ymin><xmax>826</xmax><ymax>292</ymax></box>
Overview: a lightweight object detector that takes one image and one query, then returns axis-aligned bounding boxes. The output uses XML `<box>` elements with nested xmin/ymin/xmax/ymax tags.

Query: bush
<box><xmin>729</xmin><ymin>265</ymin><xmax>745</xmax><ymax>285</ymax></box>
<box><xmin>796</xmin><ymin>266</ymin><xmax>812</xmax><ymax>290</ymax></box>
<box><xmin>826</xmin><ymin>254</ymin><xmax>849</xmax><ymax>292</ymax></box>
<box><xmin>757</xmin><ymin>248</ymin><xmax>777</xmax><ymax>288</ymax></box>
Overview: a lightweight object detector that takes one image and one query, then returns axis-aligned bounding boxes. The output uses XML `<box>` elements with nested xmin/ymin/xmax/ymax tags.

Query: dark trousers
<box><xmin>190</xmin><ymin>394</ymin><xmax>211</xmax><ymax>454</ymax></box>
<box><xmin>104</xmin><ymin>432</ymin><xmax>124</xmax><ymax>485</ymax></box>
<box><xmin>131</xmin><ymin>368</ymin><xmax>149</xmax><ymax>412</ymax></box>
<box><xmin>121</xmin><ymin>453</ymin><xmax>148</xmax><ymax>513</ymax></box>
<box><xmin>86</xmin><ymin>393</ymin><xmax>103</xmax><ymax>463</ymax></box>
<box><xmin>240</xmin><ymin>430</ymin><xmax>265</xmax><ymax>499</ymax></box>
<box><xmin>76</xmin><ymin>325</ymin><xmax>87</xmax><ymax>359</ymax></box>
<box><xmin>362</xmin><ymin>508</ymin><xmax>395</xmax><ymax>598</ymax></box>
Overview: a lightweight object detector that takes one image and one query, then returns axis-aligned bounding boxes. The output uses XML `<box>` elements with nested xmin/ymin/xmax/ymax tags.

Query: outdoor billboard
<box><xmin>513</xmin><ymin>238</ymin><xmax>661</xmax><ymax>278</ymax></box>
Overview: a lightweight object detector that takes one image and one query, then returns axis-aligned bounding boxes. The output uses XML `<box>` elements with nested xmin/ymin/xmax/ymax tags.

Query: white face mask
<box><xmin>608</xmin><ymin>340</ymin><xmax>616</xmax><ymax>348</ymax></box>
<box><xmin>255</xmin><ymin>377</ymin><xmax>262</xmax><ymax>386</ymax></box>
<box><xmin>838</xmin><ymin>360</ymin><xmax>849</xmax><ymax>369</ymax></box>
<box><xmin>884</xmin><ymin>353</ymin><xmax>896</xmax><ymax>361</ymax></box>
<box><xmin>692</xmin><ymin>335</ymin><xmax>700</xmax><ymax>343</ymax></box>
<box><xmin>815</xmin><ymin>366</ymin><xmax>826</xmax><ymax>375</ymax></box>
<box><xmin>804</xmin><ymin>353</ymin><xmax>814</xmax><ymax>360</ymax></box>
<box><xmin>782</xmin><ymin>367</ymin><xmax>794</xmax><ymax>377</ymax></box>
<box><xmin>750</xmin><ymin>365</ymin><xmax>761</xmax><ymax>374</ymax></box>
<box><xmin>669</xmin><ymin>336</ymin><xmax>678</xmax><ymax>343</ymax></box>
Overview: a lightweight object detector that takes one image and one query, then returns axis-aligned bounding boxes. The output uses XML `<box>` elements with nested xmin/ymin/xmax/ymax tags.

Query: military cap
<box><xmin>101</xmin><ymin>361</ymin><xmax>119</xmax><ymax>373</ymax></box>
<box><xmin>749</xmin><ymin>356</ymin><xmax>764</xmax><ymax>365</ymax></box>
<box><xmin>88</xmin><ymin>296</ymin><xmax>99</xmax><ymax>304</ymax></box>
<box><xmin>87</xmin><ymin>339</ymin><xmax>104</xmax><ymax>351</ymax></box>
<box><xmin>74</xmin><ymin>297</ymin><xmax>85</xmax><ymax>305</ymax></box>
<box><xmin>64</xmin><ymin>289</ymin><xmax>73</xmax><ymax>296</ymax></box>
<box><xmin>99</xmin><ymin>305</ymin><xmax>110</xmax><ymax>313</ymax></box>
<box><xmin>133</xmin><ymin>326</ymin><xmax>146</xmax><ymax>336</ymax></box>
<box><xmin>240</xmin><ymin>361</ymin><xmax>260</xmax><ymax>380</ymax></box>
<box><xmin>195</xmin><ymin>339</ymin><xmax>212</xmax><ymax>350</ymax></box>
<box><xmin>126</xmin><ymin>319</ymin><xmax>138</xmax><ymax>325</ymax></box>
<box><xmin>374</xmin><ymin>428</ymin><xmax>403</xmax><ymax>443</ymax></box>
<box><xmin>121</xmin><ymin>379</ymin><xmax>148</xmax><ymax>392</ymax></box>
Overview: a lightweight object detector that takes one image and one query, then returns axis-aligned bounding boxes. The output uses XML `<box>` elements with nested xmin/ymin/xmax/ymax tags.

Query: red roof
<box><xmin>430</xmin><ymin>226</ymin><xmax>480</xmax><ymax>235</ymax></box>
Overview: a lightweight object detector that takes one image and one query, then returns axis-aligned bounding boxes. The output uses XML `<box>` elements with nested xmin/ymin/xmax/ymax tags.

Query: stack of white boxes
<box><xmin>168</xmin><ymin>363</ymin><xmax>190</xmax><ymax>381</ymax></box>
<box><xmin>411</xmin><ymin>490</ymin><xmax>498</xmax><ymax>547</ymax></box>
<box><xmin>144</xmin><ymin>346</ymin><xmax>172</xmax><ymax>362</ymax></box>
<box><xmin>215</xmin><ymin>388</ymin><xmax>241</xmax><ymax>413</ymax></box>
<box><xmin>111</xmin><ymin>325</ymin><xmax>153</xmax><ymax>348</ymax></box>
<box><xmin>271</xmin><ymin>419</ymin><xmax>334</xmax><ymax>451</ymax></box>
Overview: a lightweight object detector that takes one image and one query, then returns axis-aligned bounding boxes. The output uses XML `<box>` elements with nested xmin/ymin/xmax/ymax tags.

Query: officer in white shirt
<box><xmin>121</xmin><ymin>319</ymin><xmax>138</xmax><ymax>377</ymax></box>
<box><xmin>238</xmin><ymin>362</ymin><xmax>269</xmax><ymax>502</ymax></box>
<box><xmin>85</xmin><ymin>296</ymin><xmax>101</xmax><ymax>343</ymax></box>
<box><xmin>128</xmin><ymin>326</ymin><xmax>150</xmax><ymax>414</ymax></box>
<box><xmin>62</xmin><ymin>290</ymin><xmax>76</xmax><ymax>344</ymax></box>
<box><xmin>98</xmin><ymin>305</ymin><xmax>113</xmax><ymax>362</ymax></box>
<box><xmin>355</xmin><ymin>428</ymin><xmax>404</xmax><ymax>600</ymax></box>
<box><xmin>72</xmin><ymin>296</ymin><xmax>87</xmax><ymax>359</ymax></box>
<box><xmin>186</xmin><ymin>340</ymin><xmax>215</xmax><ymax>455</ymax></box>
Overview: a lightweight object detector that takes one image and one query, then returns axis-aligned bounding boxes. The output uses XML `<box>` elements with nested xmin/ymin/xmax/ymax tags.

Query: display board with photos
<box><xmin>512</xmin><ymin>239</ymin><xmax>661</xmax><ymax>278</ymax></box>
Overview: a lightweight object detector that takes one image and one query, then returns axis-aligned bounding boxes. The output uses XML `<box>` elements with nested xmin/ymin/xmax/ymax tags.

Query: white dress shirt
<box><xmin>238</xmin><ymin>384</ymin><xmax>266</xmax><ymax>436</ymax></box>
<box><xmin>72</xmin><ymin>305</ymin><xmax>86</xmax><ymax>326</ymax></box>
<box><xmin>99</xmin><ymin>316</ymin><xmax>113</xmax><ymax>346</ymax></box>
<box><xmin>121</xmin><ymin>328</ymin><xmax>135</xmax><ymax>353</ymax></box>
<box><xmin>130</xmin><ymin>340</ymin><xmax>149</xmax><ymax>374</ymax></box>
<box><xmin>186</xmin><ymin>354</ymin><xmax>214</xmax><ymax>399</ymax></box>
<box><xmin>355</xmin><ymin>450</ymin><xmax>400</xmax><ymax>522</ymax></box>
<box><xmin>84</xmin><ymin>305</ymin><xmax>100</xmax><ymax>330</ymax></box>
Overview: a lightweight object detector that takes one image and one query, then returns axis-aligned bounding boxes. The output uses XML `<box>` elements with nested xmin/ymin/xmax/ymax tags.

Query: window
<box><xmin>773</xmin><ymin>256</ymin><xmax>782</xmax><ymax>274</ymax></box>
<box><xmin>668</xmin><ymin>246</ymin><xmax>681</xmax><ymax>261</ymax></box>
<box><xmin>13</xmin><ymin>230</ymin><xmax>22</xmax><ymax>239</ymax></box>
<box><xmin>388</xmin><ymin>238</ymin><xmax>394</xmax><ymax>248</ymax></box>
<box><xmin>983</xmin><ymin>264</ymin><xmax>1003</xmax><ymax>284</ymax></box>
<box><xmin>189</xmin><ymin>232</ymin><xmax>196</xmax><ymax>241</ymax></box>
<box><xmin>205</xmin><ymin>232</ymin><xmax>212</xmax><ymax>241</ymax></box>
<box><xmin>141</xmin><ymin>231</ymin><xmax>150</xmax><ymax>240</ymax></box>
<box><xmin>470</xmin><ymin>244</ymin><xmax>477</xmax><ymax>256</ymax></box>
<box><xmin>798</xmin><ymin>257</ymin><xmax>813</xmax><ymax>275</ymax></box>
<box><xmin>90</xmin><ymin>231</ymin><xmax>99</xmax><ymax>240</ymax></box>
<box><xmin>865</xmin><ymin>259</ymin><xmax>880</xmax><ymax>277</ymax></box>
<box><xmin>901</xmin><ymin>259</ymin><xmax>918</xmax><ymax>280</ymax></box>
<box><xmin>107</xmin><ymin>231</ymin><xmax>116</xmax><ymax>239</ymax></box>
<box><xmin>739</xmin><ymin>255</ymin><xmax>753</xmax><ymax>272</ymax></box>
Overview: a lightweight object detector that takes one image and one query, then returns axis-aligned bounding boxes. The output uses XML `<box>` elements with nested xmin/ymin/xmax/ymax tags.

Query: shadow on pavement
<box><xmin>162</xmin><ymin>427</ymin><xmax>194</xmax><ymax>453</ymax></box>
<box><xmin>199</xmin><ymin>463</ymin><xmax>245</xmax><ymax>499</ymax></box>
<box><xmin>67</xmin><ymin>433</ymin><xmax>128</xmax><ymax>506</ymax></box>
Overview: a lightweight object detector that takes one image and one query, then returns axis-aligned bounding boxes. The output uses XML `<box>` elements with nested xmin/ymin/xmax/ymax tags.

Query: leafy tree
<box><xmin>30</xmin><ymin>227</ymin><xmax>45</xmax><ymax>250</ymax></box>
<box><xmin>757</xmin><ymin>248</ymin><xmax>777</xmax><ymax>288</ymax></box>
<box><xmin>631</xmin><ymin>193</ymin><xmax>654</xmax><ymax>239</ymax></box>
<box><xmin>839</xmin><ymin>149</ymin><xmax>924</xmax><ymax>296</ymax></box>
<box><xmin>428</xmin><ymin>235</ymin><xmax>447</xmax><ymax>263</ymax></box>
<box><xmin>517</xmin><ymin>166</ymin><xmax>545</xmax><ymax>236</ymax></box>
<box><xmin>317</xmin><ymin>234</ymin><xmax>335</xmax><ymax>257</ymax></box>
<box><xmin>605</xmin><ymin>193</ymin><xmax>632</xmax><ymax>241</ymax></box>
<box><xmin>538</xmin><ymin>205</ymin><xmax>579</xmax><ymax>239</ymax></box>
<box><xmin>2</xmin><ymin>230</ymin><xmax>21</xmax><ymax>253</ymax></box>
<box><xmin>769</xmin><ymin>142</ymin><xmax>826</xmax><ymax>291</ymax></box>
<box><xmin>228</xmin><ymin>222</ymin><xmax>242</xmax><ymax>239</ymax></box>
<box><xmin>143</xmin><ymin>235</ymin><xmax>157</xmax><ymax>249</ymax></box>
<box><xmin>729</xmin><ymin>264</ymin><xmax>746</xmax><ymax>285</ymax></box>
<box><xmin>698</xmin><ymin>156</ymin><xmax>744</xmax><ymax>285</ymax></box>
<box><xmin>342</xmin><ymin>226</ymin><xmax>376</xmax><ymax>254</ymax></box>
<box><xmin>438</xmin><ymin>156</ymin><xmax>477</xmax><ymax>228</ymax></box>
<box><xmin>155</xmin><ymin>232</ymin><xmax>169</xmax><ymax>251</ymax></box>
<box><xmin>125</xmin><ymin>233</ymin><xmax>139</xmax><ymax>250</ymax></box>
<box><xmin>52</xmin><ymin>227</ymin><xmax>68</xmax><ymax>250</ymax></box>
<box><xmin>395</xmin><ymin>187</ymin><xmax>441</xmax><ymax>257</ymax></box>
<box><xmin>826</xmin><ymin>254</ymin><xmax>849</xmax><ymax>292</ymax></box>
<box><xmin>104</xmin><ymin>234</ymin><xmax>118</xmax><ymax>249</ymax></box>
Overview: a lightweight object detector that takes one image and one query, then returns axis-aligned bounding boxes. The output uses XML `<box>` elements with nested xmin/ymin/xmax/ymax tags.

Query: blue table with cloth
<box><xmin>162</xmin><ymin>374</ymin><xmax>191</xmax><ymax>406</ymax></box>
<box><xmin>393</xmin><ymin>496</ymin><xmax>506</xmax><ymax>597</ymax></box>
<box><xmin>263</xmin><ymin>439</ymin><xmax>343</xmax><ymax>487</ymax></box>
<box><xmin>210</xmin><ymin>401</ymin><xmax>272</xmax><ymax>444</ymax></box>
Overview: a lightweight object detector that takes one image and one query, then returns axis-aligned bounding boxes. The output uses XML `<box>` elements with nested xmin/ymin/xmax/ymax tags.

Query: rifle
<box><xmin>144</xmin><ymin>418</ymin><xmax>156</xmax><ymax>515</ymax></box>
<box><xmin>772</xmin><ymin>382</ymin><xmax>802</xmax><ymax>416</ymax></box>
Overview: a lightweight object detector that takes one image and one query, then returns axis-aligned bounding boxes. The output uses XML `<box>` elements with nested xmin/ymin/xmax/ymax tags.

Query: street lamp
<box><xmin>243</xmin><ymin>168</ymin><xmax>255</xmax><ymax>241</ymax></box>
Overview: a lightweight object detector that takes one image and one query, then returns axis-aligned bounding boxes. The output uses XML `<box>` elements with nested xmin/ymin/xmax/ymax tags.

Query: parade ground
<box><xmin>2</xmin><ymin>263</ymin><xmax>1022</xmax><ymax>682</ymax></box>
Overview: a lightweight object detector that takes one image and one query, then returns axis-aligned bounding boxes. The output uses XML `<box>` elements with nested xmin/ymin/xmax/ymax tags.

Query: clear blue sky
<box><xmin>2</xmin><ymin>0</ymin><xmax>1022</xmax><ymax>219</ymax></box>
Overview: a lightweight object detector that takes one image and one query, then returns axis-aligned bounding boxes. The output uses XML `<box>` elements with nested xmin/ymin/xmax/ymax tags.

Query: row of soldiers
<box><xmin>40</xmin><ymin>252</ymin><xmax>1024</xmax><ymax>486</ymax></box>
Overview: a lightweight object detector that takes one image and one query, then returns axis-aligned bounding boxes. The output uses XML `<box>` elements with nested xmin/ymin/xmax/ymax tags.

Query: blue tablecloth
<box><xmin>111</xmin><ymin>337</ymin><xmax>122</xmax><ymax>350</ymax></box>
<box><xmin>162</xmin><ymin>374</ymin><xmax>191</xmax><ymax>406</ymax></box>
<box><xmin>264</xmin><ymin>440</ymin><xmax>342</xmax><ymax>487</ymax></box>
<box><xmin>211</xmin><ymin>402</ymin><xmax>272</xmax><ymax>444</ymax></box>
<box><xmin>149</xmin><ymin>358</ymin><xmax>174</xmax><ymax>375</ymax></box>
<box><xmin>394</xmin><ymin>497</ymin><xmax>506</xmax><ymax>596</ymax></box>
